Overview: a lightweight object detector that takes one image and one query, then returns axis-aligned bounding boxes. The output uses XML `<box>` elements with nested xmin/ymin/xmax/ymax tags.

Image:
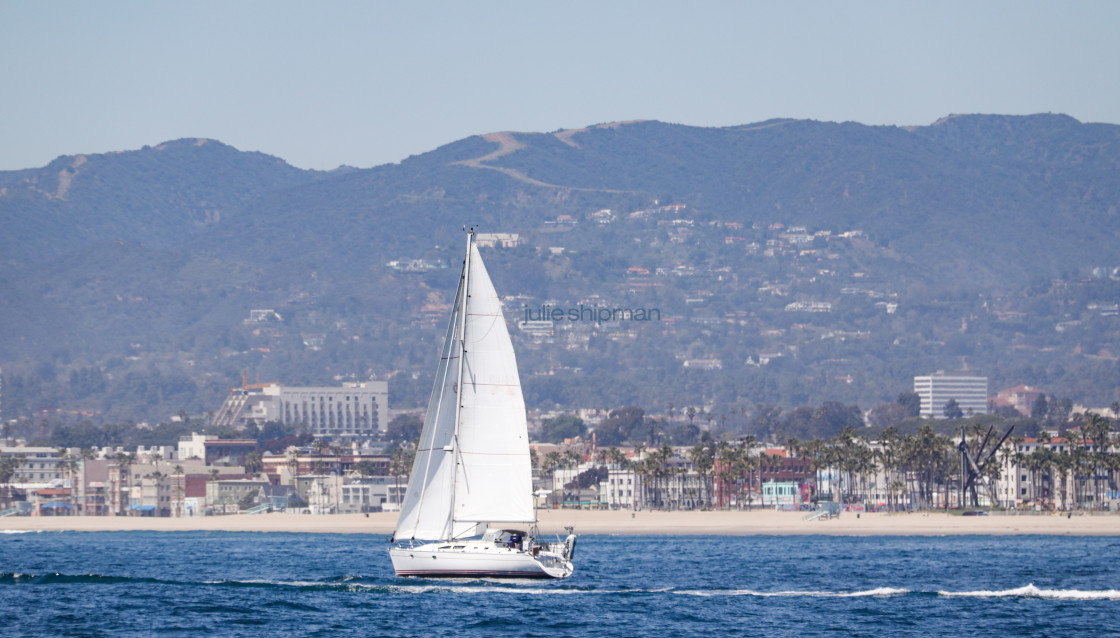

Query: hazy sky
<box><xmin>2</xmin><ymin>1</ymin><xmax>1118</xmax><ymax>171</ymax></box>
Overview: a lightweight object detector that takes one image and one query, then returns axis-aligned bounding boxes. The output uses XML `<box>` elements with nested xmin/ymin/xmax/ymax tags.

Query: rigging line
<box><xmin>403</xmin><ymin>265</ymin><xmax>465</xmax><ymax>540</ymax></box>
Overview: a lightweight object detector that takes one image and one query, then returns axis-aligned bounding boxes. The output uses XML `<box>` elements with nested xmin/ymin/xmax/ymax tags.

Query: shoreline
<box><xmin>4</xmin><ymin>509</ymin><xmax>1120</xmax><ymax>536</ymax></box>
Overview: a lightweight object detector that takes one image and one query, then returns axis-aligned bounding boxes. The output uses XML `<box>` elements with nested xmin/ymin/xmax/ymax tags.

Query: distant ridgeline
<box><xmin>0</xmin><ymin>115</ymin><xmax>1118</xmax><ymax>427</ymax></box>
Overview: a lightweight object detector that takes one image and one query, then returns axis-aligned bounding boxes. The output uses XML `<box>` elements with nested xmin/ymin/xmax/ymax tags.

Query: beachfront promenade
<box><xmin>5</xmin><ymin>509</ymin><xmax>1120</xmax><ymax>536</ymax></box>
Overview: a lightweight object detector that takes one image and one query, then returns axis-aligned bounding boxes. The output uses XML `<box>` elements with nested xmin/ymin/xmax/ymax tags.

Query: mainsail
<box><xmin>393</xmin><ymin>275</ymin><xmax>463</xmax><ymax>540</ymax></box>
<box><xmin>394</xmin><ymin>235</ymin><xmax>533</xmax><ymax>541</ymax></box>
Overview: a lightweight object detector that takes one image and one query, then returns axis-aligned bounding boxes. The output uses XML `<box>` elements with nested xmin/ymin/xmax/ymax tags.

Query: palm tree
<box><xmin>799</xmin><ymin>438</ymin><xmax>826</xmax><ymax>503</ymax></box>
<box><xmin>713</xmin><ymin>440</ymin><xmax>740</xmax><ymax>509</ymax></box>
<box><xmin>0</xmin><ymin>453</ymin><xmax>25</xmax><ymax>484</ymax></box>
<box><xmin>878</xmin><ymin>427</ymin><xmax>901</xmax><ymax>510</ymax></box>
<box><xmin>389</xmin><ymin>447</ymin><xmax>414</xmax><ymax>508</ymax></box>
<box><xmin>736</xmin><ymin>435</ymin><xmax>757</xmax><ymax>509</ymax></box>
<box><xmin>688</xmin><ymin>443</ymin><xmax>714</xmax><ymax>509</ymax></box>
<box><xmin>286</xmin><ymin>448</ymin><xmax>301</xmax><ymax>480</ymax></box>
<box><xmin>173</xmin><ymin>464</ymin><xmax>185</xmax><ymax>517</ymax></box>
<box><xmin>78</xmin><ymin>447</ymin><xmax>97</xmax><ymax>515</ymax></box>
<box><xmin>851</xmin><ymin>435</ymin><xmax>874</xmax><ymax>506</ymax></box>
<box><xmin>757</xmin><ymin>451</ymin><xmax>776</xmax><ymax>508</ymax></box>
<box><xmin>1028</xmin><ymin>446</ymin><xmax>1054</xmax><ymax>510</ymax></box>
<box><xmin>656</xmin><ymin>445</ymin><xmax>673</xmax><ymax>509</ymax></box>
<box><xmin>113</xmin><ymin>452</ymin><xmax>136</xmax><ymax>515</ymax></box>
<box><xmin>56</xmin><ymin>448</ymin><xmax>79</xmax><ymax>516</ymax></box>
<box><xmin>1085</xmin><ymin>413</ymin><xmax>1113</xmax><ymax>510</ymax></box>
<box><xmin>643</xmin><ymin>454</ymin><xmax>663</xmax><ymax>509</ymax></box>
<box><xmin>830</xmin><ymin>427</ymin><xmax>859</xmax><ymax>504</ymax></box>
<box><xmin>899</xmin><ymin>426</ymin><xmax>935</xmax><ymax>509</ymax></box>
<box><xmin>540</xmin><ymin>451</ymin><xmax>562</xmax><ymax>507</ymax></box>
<box><xmin>244</xmin><ymin>451</ymin><xmax>263</xmax><ymax>475</ymax></box>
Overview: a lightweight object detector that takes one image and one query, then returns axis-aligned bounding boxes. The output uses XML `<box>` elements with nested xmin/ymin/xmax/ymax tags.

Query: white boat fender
<box><xmin>563</xmin><ymin>534</ymin><xmax>577</xmax><ymax>560</ymax></box>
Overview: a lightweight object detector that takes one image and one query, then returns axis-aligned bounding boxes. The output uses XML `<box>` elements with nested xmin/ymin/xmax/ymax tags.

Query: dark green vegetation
<box><xmin>1</xmin><ymin>115</ymin><xmax>1118</xmax><ymax>429</ymax></box>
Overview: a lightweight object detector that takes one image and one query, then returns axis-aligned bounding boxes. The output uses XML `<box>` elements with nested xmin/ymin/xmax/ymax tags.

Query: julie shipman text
<box><xmin>523</xmin><ymin>304</ymin><xmax>661</xmax><ymax>322</ymax></box>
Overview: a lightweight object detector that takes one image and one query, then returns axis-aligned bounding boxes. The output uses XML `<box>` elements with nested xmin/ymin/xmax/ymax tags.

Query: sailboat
<box><xmin>388</xmin><ymin>229</ymin><xmax>576</xmax><ymax>579</ymax></box>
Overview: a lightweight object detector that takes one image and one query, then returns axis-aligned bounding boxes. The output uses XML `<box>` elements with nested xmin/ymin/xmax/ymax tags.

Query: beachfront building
<box><xmin>0</xmin><ymin>446</ymin><xmax>65</xmax><ymax>484</ymax></box>
<box><xmin>601</xmin><ymin>467</ymin><xmax>642</xmax><ymax>509</ymax></box>
<box><xmin>913</xmin><ymin>372</ymin><xmax>989</xmax><ymax>419</ymax></box>
<box><xmin>994</xmin><ymin>434</ymin><xmax>1116</xmax><ymax>511</ymax></box>
<box><xmin>206</xmin><ymin>477</ymin><xmax>272</xmax><ymax>514</ymax></box>
<box><xmin>210</xmin><ymin>380</ymin><xmax>389</xmax><ymax>439</ymax></box>
<box><xmin>762</xmin><ymin>481</ymin><xmax>801</xmax><ymax>508</ymax></box>
<box><xmin>169</xmin><ymin>474</ymin><xmax>208</xmax><ymax>517</ymax></box>
<box><xmin>338</xmin><ymin>476</ymin><xmax>407</xmax><ymax>513</ymax></box>
<box><xmin>260</xmin><ymin>450</ymin><xmax>390</xmax><ymax>477</ymax></box>
<box><xmin>178</xmin><ymin>433</ymin><xmax>256</xmax><ymax>465</ymax></box>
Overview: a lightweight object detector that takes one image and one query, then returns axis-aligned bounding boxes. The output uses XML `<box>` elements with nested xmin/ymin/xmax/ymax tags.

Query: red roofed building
<box><xmin>994</xmin><ymin>385</ymin><xmax>1047</xmax><ymax>416</ymax></box>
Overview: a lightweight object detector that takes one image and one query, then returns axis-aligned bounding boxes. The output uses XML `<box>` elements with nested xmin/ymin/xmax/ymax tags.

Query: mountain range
<box><xmin>2</xmin><ymin>114</ymin><xmax>1118</xmax><ymax>426</ymax></box>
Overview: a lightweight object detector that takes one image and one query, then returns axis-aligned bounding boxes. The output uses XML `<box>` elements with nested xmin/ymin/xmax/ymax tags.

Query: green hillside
<box><xmin>1</xmin><ymin>115</ymin><xmax>1117</xmax><ymax>428</ymax></box>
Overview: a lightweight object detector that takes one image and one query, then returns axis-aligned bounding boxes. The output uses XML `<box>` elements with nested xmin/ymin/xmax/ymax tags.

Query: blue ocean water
<box><xmin>1</xmin><ymin>530</ymin><xmax>1117</xmax><ymax>636</ymax></box>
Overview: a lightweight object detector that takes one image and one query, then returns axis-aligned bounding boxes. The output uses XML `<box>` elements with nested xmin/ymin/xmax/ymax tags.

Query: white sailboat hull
<box><xmin>389</xmin><ymin>541</ymin><xmax>573</xmax><ymax>579</ymax></box>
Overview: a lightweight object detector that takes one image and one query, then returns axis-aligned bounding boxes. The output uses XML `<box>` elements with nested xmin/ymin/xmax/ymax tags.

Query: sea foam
<box><xmin>938</xmin><ymin>583</ymin><xmax>1120</xmax><ymax>600</ymax></box>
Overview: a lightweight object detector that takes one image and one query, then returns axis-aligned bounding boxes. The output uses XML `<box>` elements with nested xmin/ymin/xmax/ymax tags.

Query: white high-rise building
<box><xmin>914</xmin><ymin>373</ymin><xmax>988</xmax><ymax>419</ymax></box>
<box><xmin>211</xmin><ymin>381</ymin><xmax>389</xmax><ymax>438</ymax></box>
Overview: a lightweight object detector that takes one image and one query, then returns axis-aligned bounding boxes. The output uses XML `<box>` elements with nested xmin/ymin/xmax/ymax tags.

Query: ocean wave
<box><xmin>0</xmin><ymin>572</ymin><xmax>165</xmax><ymax>585</ymax></box>
<box><xmin>0</xmin><ymin>530</ymin><xmax>40</xmax><ymax>534</ymax></box>
<box><xmin>675</xmin><ymin>587</ymin><xmax>909</xmax><ymax>598</ymax></box>
<box><xmin>9</xmin><ymin>569</ymin><xmax>1116</xmax><ymax>604</ymax></box>
<box><xmin>938</xmin><ymin>583</ymin><xmax>1120</xmax><ymax>600</ymax></box>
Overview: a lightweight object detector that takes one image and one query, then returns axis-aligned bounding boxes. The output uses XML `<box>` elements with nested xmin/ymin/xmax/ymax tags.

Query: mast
<box><xmin>447</xmin><ymin>228</ymin><xmax>474</xmax><ymax>537</ymax></box>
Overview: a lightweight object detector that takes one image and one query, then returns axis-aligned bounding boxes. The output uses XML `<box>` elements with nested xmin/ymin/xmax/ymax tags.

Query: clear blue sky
<box><xmin>2</xmin><ymin>1</ymin><xmax>1118</xmax><ymax>171</ymax></box>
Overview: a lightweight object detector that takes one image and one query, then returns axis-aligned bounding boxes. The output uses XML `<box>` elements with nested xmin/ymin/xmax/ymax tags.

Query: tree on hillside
<box><xmin>867</xmin><ymin>402</ymin><xmax>909</xmax><ymax>429</ymax></box>
<box><xmin>1031</xmin><ymin>394</ymin><xmax>1049</xmax><ymax>421</ymax></box>
<box><xmin>812</xmin><ymin>402</ymin><xmax>864</xmax><ymax>439</ymax></box>
<box><xmin>384</xmin><ymin>414</ymin><xmax>423</xmax><ymax>448</ymax></box>
<box><xmin>593</xmin><ymin>406</ymin><xmax>646</xmax><ymax>446</ymax></box>
<box><xmin>943</xmin><ymin>399</ymin><xmax>964</xmax><ymax>420</ymax></box>
<box><xmin>897</xmin><ymin>392</ymin><xmax>922</xmax><ymax>418</ymax></box>
<box><xmin>540</xmin><ymin>413</ymin><xmax>586</xmax><ymax>443</ymax></box>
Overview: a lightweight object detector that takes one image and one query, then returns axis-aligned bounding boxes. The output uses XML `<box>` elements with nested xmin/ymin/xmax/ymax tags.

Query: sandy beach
<box><xmin>4</xmin><ymin>509</ymin><xmax>1120</xmax><ymax>536</ymax></box>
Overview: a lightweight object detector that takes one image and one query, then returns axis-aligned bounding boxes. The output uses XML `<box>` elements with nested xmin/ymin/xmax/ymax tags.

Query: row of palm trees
<box><xmin>531</xmin><ymin>412</ymin><xmax>1120</xmax><ymax>511</ymax></box>
<box><xmin>1002</xmin><ymin>413</ymin><xmax>1119</xmax><ymax>510</ymax></box>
